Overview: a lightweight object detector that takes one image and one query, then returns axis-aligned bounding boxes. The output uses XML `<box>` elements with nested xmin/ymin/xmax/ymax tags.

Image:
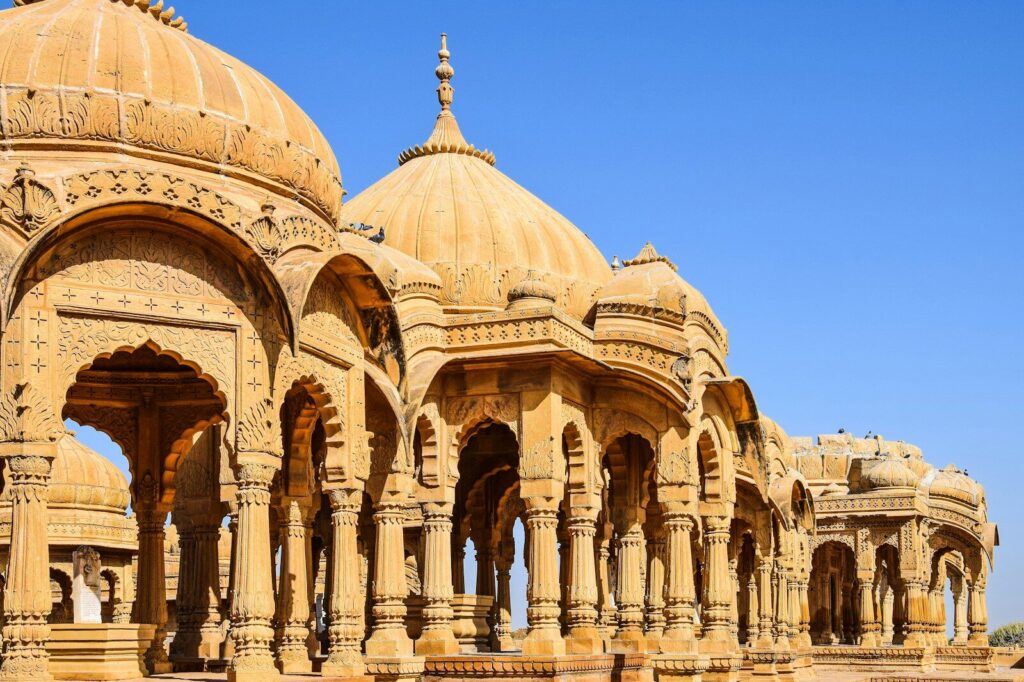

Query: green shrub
<box><xmin>990</xmin><ymin>622</ymin><xmax>1024</xmax><ymax>648</ymax></box>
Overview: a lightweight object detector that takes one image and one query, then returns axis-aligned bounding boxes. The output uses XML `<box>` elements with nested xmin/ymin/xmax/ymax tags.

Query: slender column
<box><xmin>194</xmin><ymin>521</ymin><xmax>224</xmax><ymax>658</ymax></box>
<box><xmin>701</xmin><ymin>516</ymin><xmax>733</xmax><ymax>643</ymax></box>
<box><xmin>756</xmin><ymin>557</ymin><xmax>774</xmax><ymax>648</ymax></box>
<box><xmin>902</xmin><ymin>579</ymin><xmax>928</xmax><ymax>647</ymax></box>
<box><xmin>135</xmin><ymin>507</ymin><xmax>172</xmax><ymax>674</ymax></box>
<box><xmin>221</xmin><ymin>506</ymin><xmax>239</xmax><ymax>660</ymax></box>
<box><xmin>774</xmin><ymin>569</ymin><xmax>790</xmax><ymax>649</ymax></box>
<box><xmin>953</xmin><ymin>586</ymin><xmax>968</xmax><ymax>645</ymax></box>
<box><xmin>968</xmin><ymin>579</ymin><xmax>988</xmax><ymax>645</ymax></box>
<box><xmin>613</xmin><ymin>525</ymin><xmax>647</xmax><ymax>651</ymax></box>
<box><xmin>565</xmin><ymin>511</ymin><xmax>602</xmax><ymax>653</ymax></box>
<box><xmin>171</xmin><ymin>519</ymin><xmax>199</xmax><ymax>658</ymax></box>
<box><xmin>451</xmin><ymin>544</ymin><xmax>466</xmax><ymax>595</ymax></box>
<box><xmin>798</xmin><ymin>579</ymin><xmax>811</xmax><ymax>647</ymax></box>
<box><xmin>416</xmin><ymin>502</ymin><xmax>459</xmax><ymax>655</ymax></box>
<box><xmin>365</xmin><ymin>500</ymin><xmax>413</xmax><ymax>656</ymax></box>
<box><xmin>881</xmin><ymin>587</ymin><xmax>895</xmax><ymax>644</ymax></box>
<box><xmin>227</xmin><ymin>463</ymin><xmax>278</xmax><ymax>682</ymax></box>
<box><xmin>728</xmin><ymin>558</ymin><xmax>740</xmax><ymax>644</ymax></box>
<box><xmin>788</xmin><ymin>578</ymin><xmax>802</xmax><ymax>644</ymax></box>
<box><xmin>858</xmin><ymin>576</ymin><xmax>880</xmax><ymax>647</ymax></box>
<box><xmin>645</xmin><ymin>534</ymin><xmax>667</xmax><ymax>649</ymax></box>
<box><xmin>275</xmin><ymin>499</ymin><xmax>312</xmax><ymax>673</ymax></box>
<box><xmin>491</xmin><ymin>556</ymin><xmax>514</xmax><ymax>651</ymax></box>
<box><xmin>745</xmin><ymin>573</ymin><xmax>759</xmax><ymax>645</ymax></box>
<box><xmin>522</xmin><ymin>498</ymin><xmax>565</xmax><ymax>655</ymax></box>
<box><xmin>596</xmin><ymin>533</ymin><xmax>616</xmax><ymax>640</ymax></box>
<box><xmin>474</xmin><ymin>544</ymin><xmax>495</xmax><ymax>597</ymax></box>
<box><xmin>929</xmin><ymin>588</ymin><xmax>943</xmax><ymax>645</ymax></box>
<box><xmin>0</xmin><ymin>454</ymin><xmax>55</xmax><ymax>681</ymax></box>
<box><xmin>322</xmin><ymin>489</ymin><xmax>364</xmax><ymax>677</ymax></box>
<box><xmin>661</xmin><ymin>510</ymin><xmax>696</xmax><ymax>652</ymax></box>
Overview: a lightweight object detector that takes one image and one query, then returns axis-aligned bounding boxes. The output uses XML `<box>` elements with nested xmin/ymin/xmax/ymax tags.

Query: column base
<box><xmin>566</xmin><ymin>626</ymin><xmax>605</xmax><ymax>654</ymax></box>
<box><xmin>278</xmin><ymin>653</ymin><xmax>314</xmax><ymax>674</ymax></box>
<box><xmin>228</xmin><ymin>671</ymin><xmax>281</xmax><ymax>682</ymax></box>
<box><xmin>366</xmin><ymin>628</ymin><xmax>414</xmax><ymax>657</ymax></box>
<box><xmin>416</xmin><ymin>627</ymin><xmax>460</xmax><ymax>655</ymax></box>
<box><xmin>364</xmin><ymin>656</ymin><xmax>425</xmax><ymax>682</ymax></box>
<box><xmin>522</xmin><ymin>627</ymin><xmax>566</xmax><ymax>656</ymax></box>
<box><xmin>611</xmin><ymin>630</ymin><xmax>648</xmax><ymax>653</ymax></box>
<box><xmin>650</xmin><ymin>652</ymin><xmax>710</xmax><ymax>682</ymax></box>
<box><xmin>321</xmin><ymin>656</ymin><xmax>366</xmax><ymax>678</ymax></box>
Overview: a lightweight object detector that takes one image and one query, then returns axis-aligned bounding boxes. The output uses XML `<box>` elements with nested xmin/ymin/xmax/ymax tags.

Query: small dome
<box><xmin>339</xmin><ymin>35</ymin><xmax>611</xmax><ymax>319</ymax></box>
<box><xmin>0</xmin><ymin>0</ymin><xmax>343</xmax><ymax>222</ymax></box>
<box><xmin>2</xmin><ymin>434</ymin><xmax>130</xmax><ymax>513</ymax></box>
<box><xmin>595</xmin><ymin>243</ymin><xmax>727</xmax><ymax>351</ymax></box>
<box><xmin>926</xmin><ymin>465</ymin><xmax>982</xmax><ymax>506</ymax></box>
<box><xmin>861</xmin><ymin>457</ymin><xmax>920</xmax><ymax>491</ymax></box>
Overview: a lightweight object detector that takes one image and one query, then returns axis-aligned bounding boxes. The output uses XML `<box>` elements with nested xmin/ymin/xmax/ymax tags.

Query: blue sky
<box><xmin>78</xmin><ymin>1</ymin><xmax>1023</xmax><ymax>630</ymax></box>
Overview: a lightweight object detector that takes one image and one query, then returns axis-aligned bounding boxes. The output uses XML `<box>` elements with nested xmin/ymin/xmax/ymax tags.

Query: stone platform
<box><xmin>47</xmin><ymin>623</ymin><xmax>157</xmax><ymax>681</ymax></box>
<box><xmin>812</xmin><ymin>646</ymin><xmax>996</xmax><ymax>675</ymax></box>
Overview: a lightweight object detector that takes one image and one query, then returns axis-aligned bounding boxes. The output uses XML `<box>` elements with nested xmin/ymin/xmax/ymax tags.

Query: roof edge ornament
<box><xmin>623</xmin><ymin>242</ymin><xmax>678</xmax><ymax>272</ymax></box>
<box><xmin>13</xmin><ymin>0</ymin><xmax>188</xmax><ymax>31</ymax></box>
<box><xmin>398</xmin><ymin>33</ymin><xmax>496</xmax><ymax>167</ymax></box>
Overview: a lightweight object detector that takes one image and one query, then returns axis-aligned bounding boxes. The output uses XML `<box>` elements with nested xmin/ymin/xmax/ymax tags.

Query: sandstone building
<box><xmin>0</xmin><ymin>1</ymin><xmax>998</xmax><ymax>681</ymax></box>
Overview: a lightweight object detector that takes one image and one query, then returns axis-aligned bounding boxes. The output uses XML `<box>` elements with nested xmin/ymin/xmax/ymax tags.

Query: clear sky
<box><xmin>77</xmin><ymin>1</ymin><xmax>1024</xmax><ymax>631</ymax></box>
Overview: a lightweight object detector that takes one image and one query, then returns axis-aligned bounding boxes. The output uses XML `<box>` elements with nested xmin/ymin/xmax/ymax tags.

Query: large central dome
<box><xmin>339</xmin><ymin>35</ymin><xmax>611</xmax><ymax>319</ymax></box>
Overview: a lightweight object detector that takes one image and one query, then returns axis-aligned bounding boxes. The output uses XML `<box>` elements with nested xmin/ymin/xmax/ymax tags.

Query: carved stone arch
<box><xmin>593</xmin><ymin>407</ymin><xmax>659</xmax><ymax>453</ymax></box>
<box><xmin>2</xmin><ymin>200</ymin><xmax>295</xmax><ymax>345</ymax></box>
<box><xmin>273</xmin><ymin>352</ymin><xmax>348</xmax><ymax>491</ymax></box>
<box><xmin>414</xmin><ymin>401</ymin><xmax>441</xmax><ymax>488</ymax></box>
<box><xmin>274</xmin><ymin>248</ymin><xmax>407</xmax><ymax>385</ymax></box>
<box><xmin>446</xmin><ymin>394</ymin><xmax>521</xmax><ymax>484</ymax></box>
<box><xmin>696</xmin><ymin>419</ymin><xmax>728</xmax><ymax>505</ymax></box>
<box><xmin>491</xmin><ymin>478</ymin><xmax>525</xmax><ymax>562</ymax></box>
<box><xmin>460</xmin><ymin>464</ymin><xmax>514</xmax><ymax>550</ymax></box>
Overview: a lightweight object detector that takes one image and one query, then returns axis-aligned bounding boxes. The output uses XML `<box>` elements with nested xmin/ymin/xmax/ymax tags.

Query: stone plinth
<box><xmin>423</xmin><ymin>653</ymin><xmax>651</xmax><ymax>682</ymax></box>
<box><xmin>811</xmin><ymin>645</ymin><xmax>935</xmax><ymax>673</ymax></box>
<box><xmin>934</xmin><ymin>645</ymin><xmax>995</xmax><ymax>673</ymax></box>
<box><xmin>451</xmin><ymin>594</ymin><xmax>495</xmax><ymax>652</ymax></box>
<box><xmin>650</xmin><ymin>653</ymin><xmax>711</xmax><ymax>682</ymax></box>
<box><xmin>45</xmin><ymin>624</ymin><xmax>156</xmax><ymax>681</ymax></box>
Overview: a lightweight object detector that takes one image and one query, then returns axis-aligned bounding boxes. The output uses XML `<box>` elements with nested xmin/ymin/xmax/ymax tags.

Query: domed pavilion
<box><xmin>0</xmin><ymin>2</ymin><xmax>999</xmax><ymax>682</ymax></box>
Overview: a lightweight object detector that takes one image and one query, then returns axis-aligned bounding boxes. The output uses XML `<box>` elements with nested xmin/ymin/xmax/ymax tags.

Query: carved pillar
<box><xmin>0</xmin><ymin>454</ymin><xmax>55</xmax><ymax>681</ymax></box>
<box><xmin>491</xmin><ymin>555</ymin><xmax>514</xmax><ymax>651</ymax></box>
<box><xmin>194</xmin><ymin>520</ymin><xmax>224</xmax><ymax>659</ymax></box>
<box><xmin>645</xmin><ymin>533</ymin><xmax>667</xmax><ymax>650</ymax></box>
<box><xmin>968</xmin><ymin>579</ymin><xmax>987</xmax><ymax>645</ymax></box>
<box><xmin>953</xmin><ymin>584</ymin><xmax>968</xmax><ymax>645</ymax></box>
<box><xmin>798</xmin><ymin>578</ymin><xmax>811</xmax><ymax>647</ymax></box>
<box><xmin>728</xmin><ymin>558</ymin><xmax>740</xmax><ymax>645</ymax></box>
<box><xmin>858</xmin><ymin>575</ymin><xmax>880</xmax><ymax>647</ymax></box>
<box><xmin>596</xmin><ymin>530</ymin><xmax>616</xmax><ymax>641</ymax></box>
<box><xmin>365</xmin><ymin>499</ymin><xmax>413</xmax><ymax>656</ymax></box>
<box><xmin>881</xmin><ymin>587</ymin><xmax>895</xmax><ymax>645</ymax></box>
<box><xmin>222</xmin><ymin>506</ymin><xmax>239</xmax><ymax>660</ymax></box>
<box><xmin>745</xmin><ymin>573</ymin><xmax>759</xmax><ymax>646</ymax></box>
<box><xmin>661</xmin><ymin>509</ymin><xmax>696</xmax><ymax>652</ymax></box>
<box><xmin>522</xmin><ymin>497</ymin><xmax>565</xmax><ymax>655</ymax></box>
<box><xmin>701</xmin><ymin>515</ymin><xmax>733</xmax><ymax>644</ymax></box>
<box><xmin>475</xmin><ymin>543</ymin><xmax>495</xmax><ymax>598</ymax></box>
<box><xmin>227</xmin><ymin>463</ymin><xmax>278</xmax><ymax>682</ymax></box>
<box><xmin>929</xmin><ymin>587</ymin><xmax>944</xmax><ymax>645</ymax></box>
<box><xmin>322</xmin><ymin>489</ymin><xmax>364</xmax><ymax>677</ymax></box>
<box><xmin>275</xmin><ymin>499</ymin><xmax>312</xmax><ymax>673</ymax></box>
<box><xmin>113</xmin><ymin>564</ymin><xmax>135</xmax><ymax>624</ymax></box>
<box><xmin>416</xmin><ymin>501</ymin><xmax>459</xmax><ymax>655</ymax></box>
<box><xmin>613</xmin><ymin>524</ymin><xmax>647</xmax><ymax>651</ymax></box>
<box><xmin>171</xmin><ymin>518</ymin><xmax>199</xmax><ymax>658</ymax></box>
<box><xmin>774</xmin><ymin>569</ymin><xmax>790</xmax><ymax>649</ymax></box>
<box><xmin>135</xmin><ymin>507</ymin><xmax>172</xmax><ymax>674</ymax></box>
<box><xmin>903</xmin><ymin>579</ymin><xmax>928</xmax><ymax>647</ymax></box>
<box><xmin>565</xmin><ymin>510</ymin><xmax>601</xmax><ymax>653</ymax></box>
<box><xmin>451</xmin><ymin>543</ymin><xmax>465</xmax><ymax>595</ymax></box>
<box><xmin>756</xmin><ymin>557</ymin><xmax>774</xmax><ymax>648</ymax></box>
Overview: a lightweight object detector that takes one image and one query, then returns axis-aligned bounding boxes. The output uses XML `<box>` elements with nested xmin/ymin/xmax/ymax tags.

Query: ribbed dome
<box><xmin>0</xmin><ymin>0</ymin><xmax>343</xmax><ymax>222</ymax></box>
<box><xmin>339</xmin><ymin>35</ymin><xmax>611</xmax><ymax>319</ymax></box>
<box><xmin>926</xmin><ymin>465</ymin><xmax>982</xmax><ymax>505</ymax></box>
<box><xmin>861</xmin><ymin>458</ymin><xmax>920</xmax><ymax>491</ymax></box>
<box><xmin>2</xmin><ymin>434</ymin><xmax>130</xmax><ymax>513</ymax></box>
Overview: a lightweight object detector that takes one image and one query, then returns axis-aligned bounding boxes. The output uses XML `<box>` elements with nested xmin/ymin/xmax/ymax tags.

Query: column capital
<box><xmin>232</xmin><ymin>461</ymin><xmax>276</xmax><ymax>488</ymax></box>
<box><xmin>423</xmin><ymin>500</ymin><xmax>454</xmax><ymax>517</ymax></box>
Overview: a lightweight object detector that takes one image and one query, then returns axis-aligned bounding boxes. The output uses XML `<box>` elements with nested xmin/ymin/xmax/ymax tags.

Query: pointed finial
<box><xmin>436</xmin><ymin>33</ymin><xmax>454</xmax><ymax>112</ymax></box>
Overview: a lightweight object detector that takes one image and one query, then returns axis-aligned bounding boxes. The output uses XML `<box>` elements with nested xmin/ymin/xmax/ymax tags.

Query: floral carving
<box><xmin>1</xmin><ymin>164</ymin><xmax>60</xmax><ymax>233</ymax></box>
<box><xmin>237</xmin><ymin>398</ymin><xmax>282</xmax><ymax>457</ymax></box>
<box><xmin>0</xmin><ymin>382</ymin><xmax>66</xmax><ymax>444</ymax></box>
